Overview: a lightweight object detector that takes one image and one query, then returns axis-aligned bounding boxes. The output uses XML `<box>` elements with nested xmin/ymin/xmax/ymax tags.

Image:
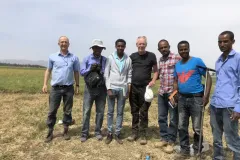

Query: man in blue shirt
<box><xmin>42</xmin><ymin>36</ymin><xmax>80</xmax><ymax>143</ymax></box>
<box><xmin>80</xmin><ymin>39</ymin><xmax>107</xmax><ymax>142</ymax></box>
<box><xmin>210</xmin><ymin>31</ymin><xmax>240</xmax><ymax>160</ymax></box>
<box><xmin>173</xmin><ymin>41</ymin><xmax>212</xmax><ymax>158</ymax></box>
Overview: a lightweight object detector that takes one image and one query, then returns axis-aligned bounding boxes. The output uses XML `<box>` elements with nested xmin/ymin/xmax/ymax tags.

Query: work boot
<box><xmin>140</xmin><ymin>136</ymin><xmax>147</xmax><ymax>145</ymax></box>
<box><xmin>63</xmin><ymin>126</ymin><xmax>70</xmax><ymax>140</ymax></box>
<box><xmin>154</xmin><ymin>139</ymin><xmax>168</xmax><ymax>148</ymax></box>
<box><xmin>163</xmin><ymin>142</ymin><xmax>175</xmax><ymax>154</ymax></box>
<box><xmin>115</xmin><ymin>134</ymin><xmax>123</xmax><ymax>144</ymax></box>
<box><xmin>127</xmin><ymin>134</ymin><xmax>138</xmax><ymax>142</ymax></box>
<box><xmin>105</xmin><ymin>133</ymin><xmax>113</xmax><ymax>144</ymax></box>
<box><xmin>45</xmin><ymin>129</ymin><xmax>53</xmax><ymax>143</ymax></box>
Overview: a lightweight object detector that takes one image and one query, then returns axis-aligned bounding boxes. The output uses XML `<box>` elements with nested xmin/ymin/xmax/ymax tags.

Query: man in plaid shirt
<box><xmin>155</xmin><ymin>39</ymin><xmax>181</xmax><ymax>153</ymax></box>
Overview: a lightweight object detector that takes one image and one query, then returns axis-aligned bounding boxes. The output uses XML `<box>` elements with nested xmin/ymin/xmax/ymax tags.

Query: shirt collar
<box><xmin>217</xmin><ymin>49</ymin><xmax>236</xmax><ymax>62</ymax></box>
<box><xmin>58</xmin><ymin>51</ymin><xmax>71</xmax><ymax>57</ymax></box>
<box><xmin>114</xmin><ymin>51</ymin><xmax>126</xmax><ymax>60</ymax></box>
<box><xmin>160</xmin><ymin>52</ymin><xmax>174</xmax><ymax>61</ymax></box>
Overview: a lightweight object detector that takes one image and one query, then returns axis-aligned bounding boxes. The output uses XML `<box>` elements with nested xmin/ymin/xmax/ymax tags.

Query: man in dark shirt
<box><xmin>127</xmin><ymin>36</ymin><xmax>158</xmax><ymax>145</ymax></box>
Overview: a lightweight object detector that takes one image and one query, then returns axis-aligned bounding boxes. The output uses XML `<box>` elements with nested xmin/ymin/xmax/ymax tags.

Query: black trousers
<box><xmin>129</xmin><ymin>84</ymin><xmax>151</xmax><ymax>136</ymax></box>
<box><xmin>46</xmin><ymin>86</ymin><xmax>74</xmax><ymax>129</ymax></box>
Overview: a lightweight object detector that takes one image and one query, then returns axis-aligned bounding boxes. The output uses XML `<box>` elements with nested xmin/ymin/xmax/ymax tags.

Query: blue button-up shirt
<box><xmin>113</xmin><ymin>52</ymin><xmax>126</xmax><ymax>73</ymax></box>
<box><xmin>80</xmin><ymin>53</ymin><xmax>107</xmax><ymax>76</ymax></box>
<box><xmin>211</xmin><ymin>50</ymin><xmax>240</xmax><ymax>113</ymax></box>
<box><xmin>48</xmin><ymin>52</ymin><xmax>80</xmax><ymax>86</ymax></box>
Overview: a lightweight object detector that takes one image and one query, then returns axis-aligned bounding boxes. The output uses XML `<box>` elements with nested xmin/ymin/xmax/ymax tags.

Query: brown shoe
<box><xmin>127</xmin><ymin>134</ymin><xmax>138</xmax><ymax>142</ymax></box>
<box><xmin>63</xmin><ymin>126</ymin><xmax>70</xmax><ymax>140</ymax></box>
<box><xmin>105</xmin><ymin>134</ymin><xmax>113</xmax><ymax>144</ymax></box>
<box><xmin>154</xmin><ymin>140</ymin><xmax>168</xmax><ymax>148</ymax></box>
<box><xmin>44</xmin><ymin>129</ymin><xmax>53</xmax><ymax>143</ymax></box>
<box><xmin>115</xmin><ymin>134</ymin><xmax>123</xmax><ymax>144</ymax></box>
<box><xmin>164</xmin><ymin>143</ymin><xmax>175</xmax><ymax>154</ymax></box>
<box><xmin>140</xmin><ymin>136</ymin><xmax>147</xmax><ymax>145</ymax></box>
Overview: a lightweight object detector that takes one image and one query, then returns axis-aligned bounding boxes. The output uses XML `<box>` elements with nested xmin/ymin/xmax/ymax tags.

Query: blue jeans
<box><xmin>178</xmin><ymin>95</ymin><xmax>203</xmax><ymax>153</ymax></box>
<box><xmin>210</xmin><ymin>105</ymin><xmax>240</xmax><ymax>160</ymax></box>
<box><xmin>158</xmin><ymin>94</ymin><xmax>178</xmax><ymax>143</ymax></box>
<box><xmin>81</xmin><ymin>85</ymin><xmax>107</xmax><ymax>137</ymax></box>
<box><xmin>107</xmin><ymin>89</ymin><xmax>126</xmax><ymax>136</ymax></box>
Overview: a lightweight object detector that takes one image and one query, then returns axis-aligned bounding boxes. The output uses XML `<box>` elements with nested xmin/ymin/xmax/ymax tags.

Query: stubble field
<box><xmin>0</xmin><ymin>67</ymin><xmax>233</xmax><ymax>160</ymax></box>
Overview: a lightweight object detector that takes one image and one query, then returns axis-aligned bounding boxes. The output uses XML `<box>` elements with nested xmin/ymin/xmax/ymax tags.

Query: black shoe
<box><xmin>63</xmin><ymin>126</ymin><xmax>70</xmax><ymax>140</ymax></box>
<box><xmin>105</xmin><ymin>134</ymin><xmax>113</xmax><ymax>144</ymax></box>
<box><xmin>45</xmin><ymin>129</ymin><xmax>53</xmax><ymax>143</ymax></box>
<box><xmin>115</xmin><ymin>134</ymin><xmax>123</xmax><ymax>144</ymax></box>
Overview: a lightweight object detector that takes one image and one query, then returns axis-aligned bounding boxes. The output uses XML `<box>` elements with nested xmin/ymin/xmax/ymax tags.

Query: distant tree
<box><xmin>0</xmin><ymin>62</ymin><xmax>46</xmax><ymax>68</ymax></box>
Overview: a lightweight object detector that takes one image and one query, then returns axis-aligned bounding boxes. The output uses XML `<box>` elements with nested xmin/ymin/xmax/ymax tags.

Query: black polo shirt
<box><xmin>130</xmin><ymin>51</ymin><xmax>157</xmax><ymax>86</ymax></box>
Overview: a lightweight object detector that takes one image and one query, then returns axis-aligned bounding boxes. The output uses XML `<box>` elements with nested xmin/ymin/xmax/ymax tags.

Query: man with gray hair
<box><xmin>127</xmin><ymin>36</ymin><xmax>158</xmax><ymax>145</ymax></box>
<box><xmin>80</xmin><ymin>39</ymin><xmax>107</xmax><ymax>142</ymax></box>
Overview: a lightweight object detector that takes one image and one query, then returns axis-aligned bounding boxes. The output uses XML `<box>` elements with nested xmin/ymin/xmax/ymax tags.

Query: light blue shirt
<box><xmin>80</xmin><ymin>53</ymin><xmax>107</xmax><ymax>76</ymax></box>
<box><xmin>211</xmin><ymin>50</ymin><xmax>240</xmax><ymax>113</ymax></box>
<box><xmin>114</xmin><ymin>52</ymin><xmax>126</xmax><ymax>73</ymax></box>
<box><xmin>48</xmin><ymin>52</ymin><xmax>80</xmax><ymax>86</ymax></box>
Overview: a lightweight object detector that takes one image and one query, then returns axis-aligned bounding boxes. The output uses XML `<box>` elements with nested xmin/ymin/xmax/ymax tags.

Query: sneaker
<box><xmin>96</xmin><ymin>134</ymin><xmax>103</xmax><ymax>141</ymax></box>
<box><xmin>80</xmin><ymin>135</ymin><xmax>87</xmax><ymax>142</ymax></box>
<box><xmin>163</xmin><ymin>143</ymin><xmax>175</xmax><ymax>154</ymax></box>
<box><xmin>115</xmin><ymin>134</ymin><xmax>123</xmax><ymax>144</ymax></box>
<box><xmin>105</xmin><ymin>134</ymin><xmax>113</xmax><ymax>144</ymax></box>
<box><xmin>63</xmin><ymin>126</ymin><xmax>70</xmax><ymax>140</ymax></box>
<box><xmin>154</xmin><ymin>139</ymin><xmax>168</xmax><ymax>148</ymax></box>
<box><xmin>44</xmin><ymin>129</ymin><xmax>53</xmax><ymax>143</ymax></box>
<box><xmin>140</xmin><ymin>136</ymin><xmax>147</xmax><ymax>145</ymax></box>
<box><xmin>127</xmin><ymin>134</ymin><xmax>138</xmax><ymax>142</ymax></box>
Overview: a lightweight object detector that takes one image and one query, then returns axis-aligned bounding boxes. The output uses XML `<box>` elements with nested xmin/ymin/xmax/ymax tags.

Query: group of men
<box><xmin>42</xmin><ymin>31</ymin><xmax>240</xmax><ymax>159</ymax></box>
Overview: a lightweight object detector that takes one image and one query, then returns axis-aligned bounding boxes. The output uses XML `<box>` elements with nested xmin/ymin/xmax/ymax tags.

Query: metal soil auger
<box><xmin>196</xmin><ymin>65</ymin><xmax>216</xmax><ymax>159</ymax></box>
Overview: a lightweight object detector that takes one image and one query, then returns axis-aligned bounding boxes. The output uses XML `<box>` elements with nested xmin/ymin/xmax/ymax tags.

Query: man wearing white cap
<box><xmin>80</xmin><ymin>39</ymin><xmax>107</xmax><ymax>142</ymax></box>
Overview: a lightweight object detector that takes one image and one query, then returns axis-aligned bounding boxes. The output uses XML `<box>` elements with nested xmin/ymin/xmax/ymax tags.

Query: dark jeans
<box><xmin>210</xmin><ymin>105</ymin><xmax>240</xmax><ymax>160</ymax></box>
<box><xmin>178</xmin><ymin>95</ymin><xmax>203</xmax><ymax>153</ymax></box>
<box><xmin>129</xmin><ymin>84</ymin><xmax>151</xmax><ymax>136</ymax></box>
<box><xmin>158</xmin><ymin>94</ymin><xmax>178</xmax><ymax>143</ymax></box>
<box><xmin>81</xmin><ymin>85</ymin><xmax>106</xmax><ymax>137</ymax></box>
<box><xmin>46</xmin><ymin>85</ymin><xmax>74</xmax><ymax>129</ymax></box>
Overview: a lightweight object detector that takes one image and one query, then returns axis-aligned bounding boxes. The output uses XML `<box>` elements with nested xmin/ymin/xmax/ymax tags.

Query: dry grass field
<box><xmin>0</xmin><ymin>67</ymin><xmax>234</xmax><ymax>160</ymax></box>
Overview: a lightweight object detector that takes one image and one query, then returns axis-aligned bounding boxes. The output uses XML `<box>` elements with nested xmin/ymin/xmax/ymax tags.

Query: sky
<box><xmin>1</xmin><ymin>0</ymin><xmax>240</xmax><ymax>68</ymax></box>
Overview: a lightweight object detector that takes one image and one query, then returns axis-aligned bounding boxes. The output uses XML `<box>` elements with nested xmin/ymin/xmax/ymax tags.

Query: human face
<box><xmin>115</xmin><ymin>42</ymin><xmax>126</xmax><ymax>55</ymax></box>
<box><xmin>218</xmin><ymin>34</ymin><xmax>235</xmax><ymax>53</ymax></box>
<box><xmin>92</xmin><ymin>46</ymin><xmax>104</xmax><ymax>57</ymax></box>
<box><xmin>136</xmin><ymin>38</ymin><xmax>147</xmax><ymax>53</ymax></box>
<box><xmin>58</xmin><ymin>37</ymin><xmax>69</xmax><ymax>52</ymax></box>
<box><xmin>178</xmin><ymin>43</ymin><xmax>190</xmax><ymax>60</ymax></box>
<box><xmin>158</xmin><ymin>41</ymin><xmax>170</xmax><ymax>57</ymax></box>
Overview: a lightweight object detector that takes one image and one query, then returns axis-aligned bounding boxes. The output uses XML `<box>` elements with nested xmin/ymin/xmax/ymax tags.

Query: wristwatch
<box><xmin>76</xmin><ymin>84</ymin><xmax>79</xmax><ymax>87</ymax></box>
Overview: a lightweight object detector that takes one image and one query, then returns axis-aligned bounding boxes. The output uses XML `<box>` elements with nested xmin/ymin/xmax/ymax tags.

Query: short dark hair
<box><xmin>115</xmin><ymin>39</ymin><xmax>126</xmax><ymax>46</ymax></box>
<box><xmin>177</xmin><ymin>40</ymin><xmax>190</xmax><ymax>49</ymax></box>
<box><xmin>220</xmin><ymin>31</ymin><xmax>234</xmax><ymax>40</ymax></box>
<box><xmin>158</xmin><ymin>39</ymin><xmax>169</xmax><ymax>46</ymax></box>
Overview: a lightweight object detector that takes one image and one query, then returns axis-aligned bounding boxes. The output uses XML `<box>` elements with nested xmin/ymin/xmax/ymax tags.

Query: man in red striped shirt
<box><xmin>155</xmin><ymin>39</ymin><xmax>181</xmax><ymax>153</ymax></box>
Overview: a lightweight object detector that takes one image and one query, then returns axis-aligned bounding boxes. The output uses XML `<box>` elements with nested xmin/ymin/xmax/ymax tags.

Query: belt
<box><xmin>179</xmin><ymin>92</ymin><xmax>203</xmax><ymax>98</ymax></box>
<box><xmin>53</xmin><ymin>85</ymin><xmax>72</xmax><ymax>88</ymax></box>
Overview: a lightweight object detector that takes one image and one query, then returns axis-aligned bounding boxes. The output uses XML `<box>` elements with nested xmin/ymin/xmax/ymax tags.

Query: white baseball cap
<box><xmin>144</xmin><ymin>85</ymin><xmax>154</xmax><ymax>102</ymax></box>
<box><xmin>90</xmin><ymin>39</ymin><xmax>106</xmax><ymax>49</ymax></box>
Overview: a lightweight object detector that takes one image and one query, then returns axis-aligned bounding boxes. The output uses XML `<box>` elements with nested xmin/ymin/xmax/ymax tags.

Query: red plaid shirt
<box><xmin>158</xmin><ymin>53</ymin><xmax>181</xmax><ymax>95</ymax></box>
